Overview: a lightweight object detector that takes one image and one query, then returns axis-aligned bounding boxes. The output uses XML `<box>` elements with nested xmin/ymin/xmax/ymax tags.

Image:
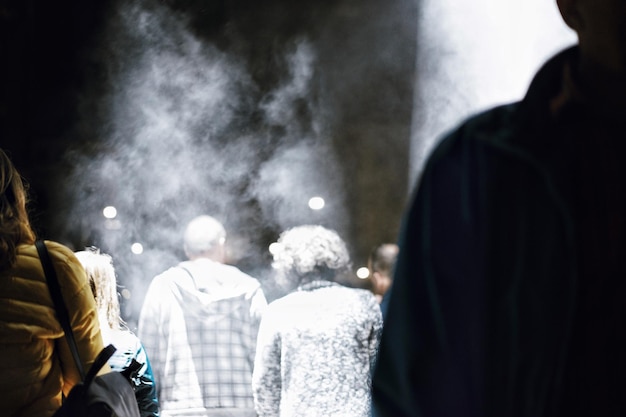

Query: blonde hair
<box><xmin>75</xmin><ymin>247</ymin><xmax>124</xmax><ymax>330</ymax></box>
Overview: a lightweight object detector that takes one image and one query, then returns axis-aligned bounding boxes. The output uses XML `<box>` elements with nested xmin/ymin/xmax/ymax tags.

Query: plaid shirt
<box><xmin>138</xmin><ymin>259</ymin><xmax>267</xmax><ymax>414</ymax></box>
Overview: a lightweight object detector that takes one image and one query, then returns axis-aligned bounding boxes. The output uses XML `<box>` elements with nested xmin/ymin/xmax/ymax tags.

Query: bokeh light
<box><xmin>356</xmin><ymin>267</ymin><xmax>370</xmax><ymax>279</ymax></box>
<box><xmin>268</xmin><ymin>242</ymin><xmax>281</xmax><ymax>255</ymax></box>
<box><xmin>308</xmin><ymin>196</ymin><xmax>325</xmax><ymax>210</ymax></box>
<box><xmin>103</xmin><ymin>206</ymin><xmax>117</xmax><ymax>219</ymax></box>
<box><xmin>131</xmin><ymin>242</ymin><xmax>144</xmax><ymax>255</ymax></box>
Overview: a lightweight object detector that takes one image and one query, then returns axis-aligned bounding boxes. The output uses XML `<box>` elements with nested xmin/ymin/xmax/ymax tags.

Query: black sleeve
<box><xmin>372</xmin><ymin>132</ymin><xmax>486</xmax><ymax>417</ymax></box>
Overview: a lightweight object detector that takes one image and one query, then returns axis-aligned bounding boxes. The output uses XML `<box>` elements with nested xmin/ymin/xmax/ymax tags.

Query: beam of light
<box><xmin>308</xmin><ymin>196</ymin><xmax>325</xmax><ymax>210</ymax></box>
<box><xmin>410</xmin><ymin>0</ymin><xmax>576</xmax><ymax>188</ymax></box>
<box><xmin>103</xmin><ymin>205</ymin><xmax>117</xmax><ymax>219</ymax></box>
<box><xmin>356</xmin><ymin>266</ymin><xmax>370</xmax><ymax>279</ymax></box>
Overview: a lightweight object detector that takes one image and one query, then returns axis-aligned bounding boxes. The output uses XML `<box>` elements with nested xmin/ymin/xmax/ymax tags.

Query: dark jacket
<box><xmin>372</xmin><ymin>46</ymin><xmax>626</xmax><ymax>417</ymax></box>
<box><xmin>107</xmin><ymin>328</ymin><xmax>160</xmax><ymax>417</ymax></box>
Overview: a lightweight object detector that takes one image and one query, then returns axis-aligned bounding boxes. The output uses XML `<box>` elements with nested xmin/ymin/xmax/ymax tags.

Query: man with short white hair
<box><xmin>139</xmin><ymin>215</ymin><xmax>267</xmax><ymax>417</ymax></box>
<box><xmin>183</xmin><ymin>215</ymin><xmax>227</xmax><ymax>260</ymax></box>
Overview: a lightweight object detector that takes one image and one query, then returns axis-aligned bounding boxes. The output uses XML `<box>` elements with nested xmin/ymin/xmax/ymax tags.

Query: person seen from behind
<box><xmin>138</xmin><ymin>215</ymin><xmax>267</xmax><ymax>417</ymax></box>
<box><xmin>252</xmin><ymin>225</ymin><xmax>383</xmax><ymax>417</ymax></box>
<box><xmin>0</xmin><ymin>148</ymin><xmax>108</xmax><ymax>416</ymax></box>
<box><xmin>367</xmin><ymin>243</ymin><xmax>399</xmax><ymax>313</ymax></box>
<box><xmin>372</xmin><ymin>0</ymin><xmax>626</xmax><ymax>416</ymax></box>
<box><xmin>75</xmin><ymin>247</ymin><xmax>160</xmax><ymax>417</ymax></box>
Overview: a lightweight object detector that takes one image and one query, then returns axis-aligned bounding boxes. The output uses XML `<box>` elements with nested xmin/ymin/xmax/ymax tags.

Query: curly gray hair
<box><xmin>271</xmin><ymin>225</ymin><xmax>351</xmax><ymax>288</ymax></box>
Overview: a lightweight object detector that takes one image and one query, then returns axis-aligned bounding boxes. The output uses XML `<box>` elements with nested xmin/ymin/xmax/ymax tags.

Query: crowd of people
<box><xmin>0</xmin><ymin>146</ymin><xmax>389</xmax><ymax>417</ymax></box>
<box><xmin>2</xmin><ymin>0</ymin><xmax>626</xmax><ymax>415</ymax></box>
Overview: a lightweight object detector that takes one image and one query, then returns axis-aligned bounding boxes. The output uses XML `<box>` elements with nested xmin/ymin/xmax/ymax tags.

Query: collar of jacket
<box><xmin>489</xmin><ymin>45</ymin><xmax>579</xmax><ymax>152</ymax></box>
<box><xmin>518</xmin><ymin>46</ymin><xmax>578</xmax><ymax>123</ymax></box>
<box><xmin>297</xmin><ymin>280</ymin><xmax>338</xmax><ymax>292</ymax></box>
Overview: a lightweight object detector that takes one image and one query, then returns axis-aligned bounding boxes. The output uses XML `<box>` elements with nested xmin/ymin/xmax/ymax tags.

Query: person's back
<box><xmin>252</xmin><ymin>225</ymin><xmax>383</xmax><ymax>417</ymax></box>
<box><xmin>0</xmin><ymin>242</ymin><xmax>107</xmax><ymax>416</ymax></box>
<box><xmin>0</xmin><ymin>149</ymin><xmax>106</xmax><ymax>416</ymax></box>
<box><xmin>138</xmin><ymin>215</ymin><xmax>267</xmax><ymax>416</ymax></box>
<box><xmin>256</xmin><ymin>282</ymin><xmax>380</xmax><ymax>417</ymax></box>
<box><xmin>372</xmin><ymin>1</ymin><xmax>626</xmax><ymax>416</ymax></box>
<box><xmin>105</xmin><ymin>328</ymin><xmax>160</xmax><ymax>417</ymax></box>
<box><xmin>75</xmin><ymin>247</ymin><xmax>160</xmax><ymax>417</ymax></box>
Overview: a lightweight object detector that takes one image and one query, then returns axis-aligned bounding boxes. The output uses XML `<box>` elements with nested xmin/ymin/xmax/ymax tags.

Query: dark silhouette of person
<box><xmin>372</xmin><ymin>1</ymin><xmax>626</xmax><ymax>416</ymax></box>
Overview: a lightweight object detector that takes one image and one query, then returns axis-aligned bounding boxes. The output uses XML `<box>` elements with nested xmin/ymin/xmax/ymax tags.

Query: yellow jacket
<box><xmin>0</xmin><ymin>241</ymin><xmax>107</xmax><ymax>416</ymax></box>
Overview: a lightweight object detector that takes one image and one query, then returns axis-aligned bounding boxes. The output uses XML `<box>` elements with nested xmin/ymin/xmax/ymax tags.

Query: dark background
<box><xmin>1</xmin><ymin>0</ymin><xmax>417</xmax><ymax>318</ymax></box>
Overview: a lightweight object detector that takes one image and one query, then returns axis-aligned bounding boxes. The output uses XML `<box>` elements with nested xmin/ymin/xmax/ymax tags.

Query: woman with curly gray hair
<box><xmin>252</xmin><ymin>225</ymin><xmax>383</xmax><ymax>417</ymax></box>
<box><xmin>269</xmin><ymin>224</ymin><xmax>352</xmax><ymax>290</ymax></box>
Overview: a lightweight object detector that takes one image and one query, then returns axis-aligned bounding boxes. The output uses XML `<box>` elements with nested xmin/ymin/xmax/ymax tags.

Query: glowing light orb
<box><xmin>103</xmin><ymin>206</ymin><xmax>117</xmax><ymax>219</ymax></box>
<box><xmin>356</xmin><ymin>267</ymin><xmax>370</xmax><ymax>279</ymax></box>
<box><xmin>131</xmin><ymin>242</ymin><xmax>144</xmax><ymax>255</ymax></box>
<box><xmin>268</xmin><ymin>242</ymin><xmax>280</xmax><ymax>255</ymax></box>
<box><xmin>308</xmin><ymin>196</ymin><xmax>325</xmax><ymax>210</ymax></box>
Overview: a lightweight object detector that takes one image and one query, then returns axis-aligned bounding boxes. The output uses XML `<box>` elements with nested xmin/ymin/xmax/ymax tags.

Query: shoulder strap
<box><xmin>83</xmin><ymin>344</ymin><xmax>116</xmax><ymax>386</ymax></box>
<box><xmin>35</xmin><ymin>240</ymin><xmax>86</xmax><ymax>380</ymax></box>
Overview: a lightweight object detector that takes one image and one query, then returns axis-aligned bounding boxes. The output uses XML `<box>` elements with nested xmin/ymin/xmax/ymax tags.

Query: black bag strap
<box><xmin>83</xmin><ymin>344</ymin><xmax>116</xmax><ymax>386</ymax></box>
<box><xmin>36</xmin><ymin>239</ymin><xmax>86</xmax><ymax>380</ymax></box>
<box><xmin>36</xmin><ymin>240</ymin><xmax>118</xmax><ymax>388</ymax></box>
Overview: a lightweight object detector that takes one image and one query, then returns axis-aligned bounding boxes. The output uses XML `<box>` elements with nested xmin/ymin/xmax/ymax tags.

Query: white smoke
<box><xmin>410</xmin><ymin>0</ymin><xmax>577</xmax><ymax>188</ymax></box>
<box><xmin>59</xmin><ymin>0</ymin><xmax>348</xmax><ymax>319</ymax></box>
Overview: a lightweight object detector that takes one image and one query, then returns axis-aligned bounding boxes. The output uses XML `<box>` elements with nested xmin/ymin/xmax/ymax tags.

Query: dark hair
<box><xmin>368</xmin><ymin>243</ymin><xmax>399</xmax><ymax>276</ymax></box>
<box><xmin>0</xmin><ymin>149</ymin><xmax>35</xmax><ymax>270</ymax></box>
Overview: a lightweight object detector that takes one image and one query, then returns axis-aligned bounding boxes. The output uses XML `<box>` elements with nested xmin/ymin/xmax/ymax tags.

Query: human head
<box><xmin>183</xmin><ymin>215</ymin><xmax>227</xmax><ymax>261</ymax></box>
<box><xmin>75</xmin><ymin>247</ymin><xmax>123</xmax><ymax>330</ymax></box>
<box><xmin>557</xmin><ymin>0</ymin><xmax>626</xmax><ymax>73</ymax></box>
<box><xmin>368</xmin><ymin>243</ymin><xmax>399</xmax><ymax>299</ymax></box>
<box><xmin>0</xmin><ymin>148</ymin><xmax>35</xmax><ymax>270</ymax></box>
<box><xmin>271</xmin><ymin>225</ymin><xmax>351</xmax><ymax>290</ymax></box>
